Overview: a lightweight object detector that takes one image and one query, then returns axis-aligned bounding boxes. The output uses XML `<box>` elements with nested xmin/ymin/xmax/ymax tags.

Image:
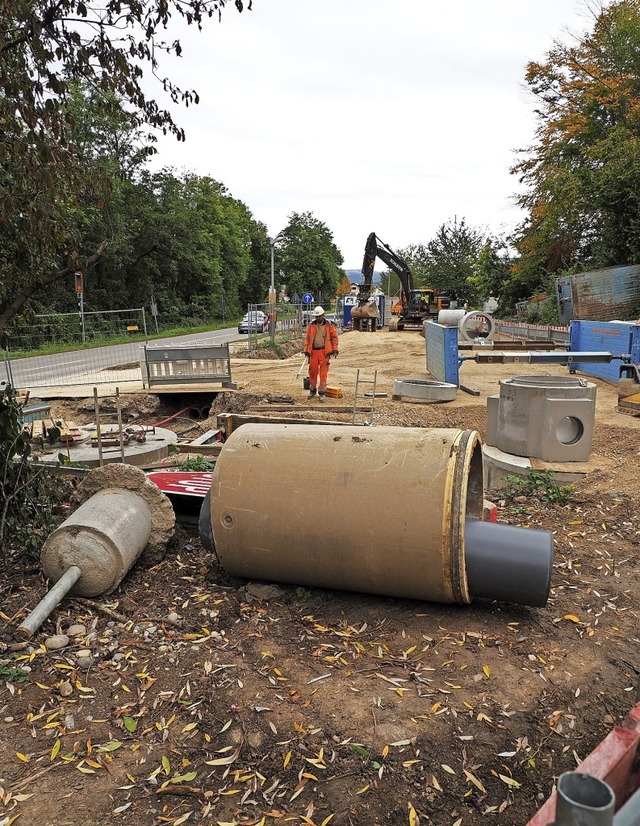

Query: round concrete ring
<box><xmin>393</xmin><ymin>378</ymin><xmax>458</xmax><ymax>401</ymax></box>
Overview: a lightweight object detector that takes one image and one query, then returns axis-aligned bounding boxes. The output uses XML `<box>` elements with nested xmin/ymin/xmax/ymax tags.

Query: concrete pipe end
<box><xmin>72</xmin><ymin>464</ymin><xmax>175</xmax><ymax>565</ymax></box>
<box><xmin>393</xmin><ymin>377</ymin><xmax>458</xmax><ymax>403</ymax></box>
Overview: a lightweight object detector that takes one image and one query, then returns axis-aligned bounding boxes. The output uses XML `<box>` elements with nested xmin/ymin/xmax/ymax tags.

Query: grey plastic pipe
<box><xmin>465</xmin><ymin>519</ymin><xmax>553</xmax><ymax>607</ymax></box>
<box><xmin>553</xmin><ymin>772</ymin><xmax>615</xmax><ymax>825</ymax></box>
<box><xmin>209</xmin><ymin>423</ymin><xmax>554</xmax><ymax>608</ymax></box>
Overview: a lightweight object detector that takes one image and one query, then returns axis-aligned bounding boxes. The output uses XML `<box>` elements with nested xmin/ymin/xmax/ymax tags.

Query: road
<box><xmin>2</xmin><ymin>326</ymin><xmax>244</xmax><ymax>389</ymax></box>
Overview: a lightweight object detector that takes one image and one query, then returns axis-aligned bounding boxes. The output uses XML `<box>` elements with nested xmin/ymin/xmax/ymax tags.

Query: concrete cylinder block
<box><xmin>494</xmin><ymin>375</ymin><xmax>596</xmax><ymax>462</ymax></box>
<box><xmin>41</xmin><ymin>489</ymin><xmax>153</xmax><ymax>596</ymax></box>
<box><xmin>437</xmin><ymin>309</ymin><xmax>466</xmax><ymax>327</ymax></box>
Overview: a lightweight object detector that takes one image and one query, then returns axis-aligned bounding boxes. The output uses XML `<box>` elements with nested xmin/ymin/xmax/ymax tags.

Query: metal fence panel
<box><xmin>4</xmin><ymin>308</ymin><xmax>148</xmax><ymax>388</ymax></box>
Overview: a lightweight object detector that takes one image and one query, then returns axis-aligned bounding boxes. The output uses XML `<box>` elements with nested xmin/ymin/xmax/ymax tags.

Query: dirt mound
<box><xmin>233</xmin><ymin>337</ymin><xmax>305</xmax><ymax>359</ymax></box>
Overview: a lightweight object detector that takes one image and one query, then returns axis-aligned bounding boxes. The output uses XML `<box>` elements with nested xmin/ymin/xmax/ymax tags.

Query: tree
<box><xmin>420</xmin><ymin>218</ymin><xmax>487</xmax><ymax>304</ymax></box>
<box><xmin>0</xmin><ymin>0</ymin><xmax>249</xmax><ymax>339</ymax></box>
<box><xmin>512</xmin><ymin>1</ymin><xmax>640</xmax><ymax>296</ymax></box>
<box><xmin>276</xmin><ymin>212</ymin><xmax>344</xmax><ymax>303</ymax></box>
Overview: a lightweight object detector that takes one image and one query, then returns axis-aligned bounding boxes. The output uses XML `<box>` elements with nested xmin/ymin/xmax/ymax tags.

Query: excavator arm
<box><xmin>358</xmin><ymin>232</ymin><xmax>413</xmax><ymax>306</ymax></box>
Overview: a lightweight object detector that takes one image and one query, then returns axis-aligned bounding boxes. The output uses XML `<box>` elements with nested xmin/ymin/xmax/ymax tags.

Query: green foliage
<box><xmin>0</xmin><ymin>386</ymin><xmax>74</xmax><ymax>563</ymax></box>
<box><xmin>0</xmin><ymin>659</ymin><xmax>30</xmax><ymax>684</ymax></box>
<box><xmin>401</xmin><ymin>219</ymin><xmax>506</xmax><ymax>305</ymax></box>
<box><xmin>177</xmin><ymin>455</ymin><xmax>215</xmax><ymax>472</ymax></box>
<box><xmin>278</xmin><ymin>212</ymin><xmax>344</xmax><ymax>301</ymax></box>
<box><xmin>503</xmin><ymin>469</ymin><xmax>574</xmax><ymax>506</ymax></box>
<box><xmin>512</xmin><ymin>1</ymin><xmax>640</xmax><ymax>295</ymax></box>
<box><xmin>0</xmin><ymin>1</ymin><xmax>249</xmax><ymax>337</ymax></box>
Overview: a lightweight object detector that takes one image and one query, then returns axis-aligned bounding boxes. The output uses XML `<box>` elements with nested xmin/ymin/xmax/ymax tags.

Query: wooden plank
<box><xmin>175</xmin><ymin>442</ymin><xmax>222</xmax><ymax>456</ymax></box>
<box><xmin>248</xmin><ymin>405</ymin><xmax>370</xmax><ymax>413</ymax></box>
<box><xmin>217</xmin><ymin>413</ymin><xmax>364</xmax><ymax>437</ymax></box>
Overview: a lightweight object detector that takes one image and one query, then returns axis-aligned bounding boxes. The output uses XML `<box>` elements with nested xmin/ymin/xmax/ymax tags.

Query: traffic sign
<box><xmin>302</xmin><ymin>293</ymin><xmax>314</xmax><ymax>304</ymax></box>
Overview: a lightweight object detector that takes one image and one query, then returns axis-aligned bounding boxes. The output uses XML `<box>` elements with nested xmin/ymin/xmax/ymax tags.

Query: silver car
<box><xmin>238</xmin><ymin>311</ymin><xmax>269</xmax><ymax>334</ymax></box>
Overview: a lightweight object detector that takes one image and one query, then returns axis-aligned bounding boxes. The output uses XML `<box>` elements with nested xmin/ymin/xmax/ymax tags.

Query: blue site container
<box><xmin>569</xmin><ymin>320</ymin><xmax>640</xmax><ymax>383</ymax></box>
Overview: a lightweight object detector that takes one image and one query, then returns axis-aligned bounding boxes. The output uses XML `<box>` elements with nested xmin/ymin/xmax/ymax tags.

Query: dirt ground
<box><xmin>1</xmin><ymin>329</ymin><xmax>639</xmax><ymax>826</ymax></box>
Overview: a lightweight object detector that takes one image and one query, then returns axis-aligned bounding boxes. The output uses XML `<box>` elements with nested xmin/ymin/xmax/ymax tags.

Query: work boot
<box><xmin>318</xmin><ymin>392</ymin><xmax>326</xmax><ymax>403</ymax></box>
<box><xmin>307</xmin><ymin>389</ymin><xmax>317</xmax><ymax>399</ymax></box>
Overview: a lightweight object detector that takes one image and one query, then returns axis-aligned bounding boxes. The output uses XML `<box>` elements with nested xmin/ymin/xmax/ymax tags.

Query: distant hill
<box><xmin>344</xmin><ymin>269</ymin><xmax>383</xmax><ymax>285</ymax></box>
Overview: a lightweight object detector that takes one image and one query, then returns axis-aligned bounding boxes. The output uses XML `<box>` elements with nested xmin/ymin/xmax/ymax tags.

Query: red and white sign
<box><xmin>147</xmin><ymin>471</ymin><xmax>212</xmax><ymax>498</ymax></box>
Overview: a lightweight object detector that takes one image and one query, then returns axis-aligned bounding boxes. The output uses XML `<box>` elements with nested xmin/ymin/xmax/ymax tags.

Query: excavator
<box><xmin>351</xmin><ymin>232</ymin><xmax>450</xmax><ymax>332</ymax></box>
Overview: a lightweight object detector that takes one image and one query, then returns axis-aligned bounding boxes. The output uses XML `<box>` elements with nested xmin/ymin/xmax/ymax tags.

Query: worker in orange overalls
<box><xmin>304</xmin><ymin>306</ymin><xmax>339</xmax><ymax>402</ymax></box>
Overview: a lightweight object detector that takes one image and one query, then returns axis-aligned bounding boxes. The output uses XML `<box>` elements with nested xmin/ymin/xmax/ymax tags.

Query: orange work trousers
<box><xmin>309</xmin><ymin>349</ymin><xmax>330</xmax><ymax>392</ymax></box>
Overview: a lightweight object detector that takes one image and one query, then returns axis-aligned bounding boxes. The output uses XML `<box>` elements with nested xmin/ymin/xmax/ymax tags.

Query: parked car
<box><xmin>238</xmin><ymin>311</ymin><xmax>269</xmax><ymax>334</ymax></box>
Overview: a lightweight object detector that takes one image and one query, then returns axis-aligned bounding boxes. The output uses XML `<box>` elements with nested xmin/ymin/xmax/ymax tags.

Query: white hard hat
<box><xmin>313</xmin><ymin>305</ymin><xmax>325</xmax><ymax>316</ymax></box>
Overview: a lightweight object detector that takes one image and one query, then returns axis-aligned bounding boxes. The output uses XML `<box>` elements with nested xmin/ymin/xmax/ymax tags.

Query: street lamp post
<box><xmin>269</xmin><ymin>231</ymin><xmax>285</xmax><ymax>343</ymax></box>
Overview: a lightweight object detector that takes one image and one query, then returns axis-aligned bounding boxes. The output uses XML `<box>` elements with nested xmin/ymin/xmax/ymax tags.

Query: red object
<box><xmin>146</xmin><ymin>471</ymin><xmax>211</xmax><ymax>498</ymax></box>
<box><xmin>526</xmin><ymin>702</ymin><xmax>640</xmax><ymax>824</ymax></box>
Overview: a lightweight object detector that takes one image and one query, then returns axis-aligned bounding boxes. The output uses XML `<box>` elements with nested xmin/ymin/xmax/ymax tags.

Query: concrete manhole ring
<box><xmin>392</xmin><ymin>378</ymin><xmax>458</xmax><ymax>402</ymax></box>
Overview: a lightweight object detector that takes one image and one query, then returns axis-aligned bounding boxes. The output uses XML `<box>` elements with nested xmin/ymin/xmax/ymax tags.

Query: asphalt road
<box><xmin>3</xmin><ymin>326</ymin><xmax>244</xmax><ymax>389</ymax></box>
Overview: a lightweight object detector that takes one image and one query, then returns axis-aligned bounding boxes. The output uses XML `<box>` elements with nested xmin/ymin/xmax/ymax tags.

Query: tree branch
<box><xmin>0</xmin><ymin>240</ymin><xmax>109</xmax><ymax>335</ymax></box>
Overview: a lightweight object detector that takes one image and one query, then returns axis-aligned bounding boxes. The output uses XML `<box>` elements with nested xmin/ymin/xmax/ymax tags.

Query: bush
<box><xmin>0</xmin><ymin>385</ymin><xmax>74</xmax><ymax>564</ymax></box>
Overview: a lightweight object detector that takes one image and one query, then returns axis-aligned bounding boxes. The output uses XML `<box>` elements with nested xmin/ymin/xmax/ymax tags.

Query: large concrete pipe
<box><xmin>437</xmin><ymin>309</ymin><xmax>495</xmax><ymax>341</ymax></box>
<box><xmin>209</xmin><ymin>424</ymin><xmax>553</xmax><ymax>607</ymax></box>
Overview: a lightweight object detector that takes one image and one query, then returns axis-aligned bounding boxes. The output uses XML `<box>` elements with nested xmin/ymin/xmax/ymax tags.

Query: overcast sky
<box><xmin>149</xmin><ymin>1</ymin><xmax>593</xmax><ymax>270</ymax></box>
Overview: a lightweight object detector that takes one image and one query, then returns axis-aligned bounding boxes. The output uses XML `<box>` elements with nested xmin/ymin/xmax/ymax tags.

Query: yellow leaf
<box><xmin>204</xmin><ymin>749</ymin><xmax>240</xmax><ymax>767</ymax></box>
<box><xmin>356</xmin><ymin>784</ymin><xmax>370</xmax><ymax>795</ymax></box>
<box><xmin>50</xmin><ymin>739</ymin><xmax>61</xmax><ymax>761</ymax></box>
<box><xmin>162</xmin><ymin>755</ymin><xmax>171</xmax><ymax>775</ymax></box>
<box><xmin>441</xmin><ymin>764</ymin><xmax>456</xmax><ymax>775</ymax></box>
<box><xmin>320</xmin><ymin>815</ymin><xmax>335</xmax><ymax>826</ymax></box>
<box><xmin>431</xmin><ymin>775</ymin><xmax>443</xmax><ymax>791</ymax></box>
<box><xmin>482</xmin><ymin>664</ymin><xmax>490</xmax><ymax>678</ymax></box>
<box><xmin>16</xmin><ymin>752</ymin><xmax>29</xmax><ymax>763</ymax></box>
<box><xmin>408</xmin><ymin>802</ymin><xmax>419</xmax><ymax>826</ymax></box>
<box><xmin>464</xmin><ymin>769</ymin><xmax>487</xmax><ymax>793</ymax></box>
<box><xmin>182</xmin><ymin>722</ymin><xmax>197</xmax><ymax>733</ymax></box>
<box><xmin>77</xmin><ymin>766</ymin><xmax>96</xmax><ymax>774</ymax></box>
<box><xmin>564</xmin><ymin>614</ymin><xmax>581</xmax><ymax>623</ymax></box>
<box><xmin>498</xmin><ymin>773</ymin><xmax>522</xmax><ymax>789</ymax></box>
<box><xmin>382</xmin><ymin>745</ymin><xmax>389</xmax><ymax>758</ymax></box>
<box><xmin>283</xmin><ymin>750</ymin><xmax>292</xmax><ymax>769</ymax></box>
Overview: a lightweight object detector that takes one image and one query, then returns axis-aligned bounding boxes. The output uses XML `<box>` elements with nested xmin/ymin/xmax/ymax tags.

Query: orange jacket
<box><xmin>304</xmin><ymin>319</ymin><xmax>339</xmax><ymax>357</ymax></box>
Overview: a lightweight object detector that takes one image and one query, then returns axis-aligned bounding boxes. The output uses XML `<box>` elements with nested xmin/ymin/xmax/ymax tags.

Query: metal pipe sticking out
<box><xmin>18</xmin><ymin>566</ymin><xmax>82</xmax><ymax>638</ymax></box>
<box><xmin>188</xmin><ymin>407</ymin><xmax>202</xmax><ymax>419</ymax></box>
<box><xmin>208</xmin><ymin>424</ymin><xmax>554</xmax><ymax>608</ymax></box>
<box><xmin>553</xmin><ymin>772</ymin><xmax>615</xmax><ymax>825</ymax></box>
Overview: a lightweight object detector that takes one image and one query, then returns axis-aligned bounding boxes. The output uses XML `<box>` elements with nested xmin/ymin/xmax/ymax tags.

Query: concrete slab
<box><xmin>482</xmin><ymin>443</ymin><xmax>594</xmax><ymax>491</ymax></box>
<box><xmin>34</xmin><ymin>424</ymin><xmax>178</xmax><ymax>468</ymax></box>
